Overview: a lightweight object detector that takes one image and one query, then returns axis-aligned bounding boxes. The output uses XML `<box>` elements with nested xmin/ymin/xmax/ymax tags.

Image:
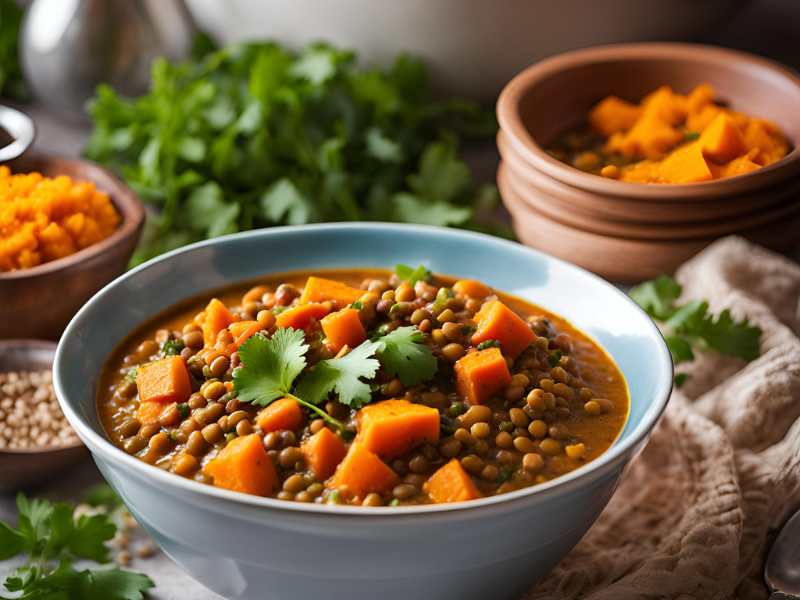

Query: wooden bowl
<box><xmin>497</xmin><ymin>130</ymin><xmax>800</xmax><ymax>226</ymax></box>
<box><xmin>0</xmin><ymin>154</ymin><xmax>144</xmax><ymax>340</ymax></box>
<box><xmin>497</xmin><ymin>43</ymin><xmax>800</xmax><ymax>200</ymax></box>
<box><xmin>501</xmin><ymin>156</ymin><xmax>800</xmax><ymax>240</ymax></box>
<box><xmin>0</xmin><ymin>339</ymin><xmax>87</xmax><ymax>491</ymax></box>
<box><xmin>498</xmin><ymin>163</ymin><xmax>800</xmax><ymax>282</ymax></box>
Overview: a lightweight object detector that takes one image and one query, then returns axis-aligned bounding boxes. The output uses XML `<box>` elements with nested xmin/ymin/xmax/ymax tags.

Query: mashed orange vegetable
<box><xmin>589</xmin><ymin>84</ymin><xmax>790</xmax><ymax>183</ymax></box>
<box><xmin>0</xmin><ymin>166</ymin><xmax>120</xmax><ymax>271</ymax></box>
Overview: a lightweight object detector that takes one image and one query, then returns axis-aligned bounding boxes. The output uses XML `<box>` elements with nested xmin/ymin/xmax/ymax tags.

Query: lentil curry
<box><xmin>546</xmin><ymin>84</ymin><xmax>790</xmax><ymax>184</ymax></box>
<box><xmin>98</xmin><ymin>268</ymin><xmax>628</xmax><ymax>506</ymax></box>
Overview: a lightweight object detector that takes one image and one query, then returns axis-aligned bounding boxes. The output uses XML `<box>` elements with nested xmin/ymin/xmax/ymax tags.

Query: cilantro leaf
<box><xmin>395</xmin><ymin>264</ymin><xmax>431</xmax><ymax>285</ymax></box>
<box><xmin>375</xmin><ymin>326</ymin><xmax>438</xmax><ymax>386</ymax></box>
<box><xmin>296</xmin><ymin>340</ymin><xmax>381</xmax><ymax>408</ymax></box>
<box><xmin>161</xmin><ymin>338</ymin><xmax>185</xmax><ymax>356</ymax></box>
<box><xmin>547</xmin><ymin>350</ymin><xmax>563</xmax><ymax>368</ymax></box>
<box><xmin>393</xmin><ymin>192</ymin><xmax>472</xmax><ymax>227</ymax></box>
<box><xmin>630</xmin><ymin>274</ymin><xmax>762</xmax><ymax>375</ymax></box>
<box><xmin>630</xmin><ymin>274</ymin><xmax>682</xmax><ymax>320</ymax></box>
<box><xmin>0</xmin><ymin>520</ymin><xmax>24</xmax><ymax>560</ymax></box>
<box><xmin>476</xmin><ymin>339</ymin><xmax>500</xmax><ymax>350</ymax></box>
<box><xmin>234</xmin><ymin>329</ymin><xmax>309</xmax><ymax>406</ymax></box>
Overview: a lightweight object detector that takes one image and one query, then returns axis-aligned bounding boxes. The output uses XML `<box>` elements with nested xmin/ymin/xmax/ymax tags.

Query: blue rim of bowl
<box><xmin>53</xmin><ymin>223</ymin><xmax>673</xmax><ymax>516</ymax></box>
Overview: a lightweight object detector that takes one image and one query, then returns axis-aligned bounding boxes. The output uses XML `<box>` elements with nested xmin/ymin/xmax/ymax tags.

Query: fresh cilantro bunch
<box><xmin>233</xmin><ymin>324</ymin><xmax>438</xmax><ymax>427</ymax></box>
<box><xmin>0</xmin><ymin>0</ymin><xmax>25</xmax><ymax>100</ymax></box>
<box><xmin>630</xmin><ymin>274</ymin><xmax>761</xmax><ymax>386</ymax></box>
<box><xmin>85</xmin><ymin>41</ymin><xmax>507</xmax><ymax>266</ymax></box>
<box><xmin>0</xmin><ymin>494</ymin><xmax>153</xmax><ymax>600</ymax></box>
<box><xmin>394</xmin><ymin>263</ymin><xmax>431</xmax><ymax>286</ymax></box>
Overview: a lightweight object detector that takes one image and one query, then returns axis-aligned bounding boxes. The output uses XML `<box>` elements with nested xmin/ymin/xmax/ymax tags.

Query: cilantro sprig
<box><xmin>296</xmin><ymin>341</ymin><xmax>381</xmax><ymax>409</ymax></box>
<box><xmin>233</xmin><ymin>324</ymin><xmax>438</xmax><ymax>422</ymax></box>
<box><xmin>630</xmin><ymin>274</ymin><xmax>761</xmax><ymax>386</ymax></box>
<box><xmin>395</xmin><ymin>264</ymin><xmax>431</xmax><ymax>286</ymax></box>
<box><xmin>375</xmin><ymin>326</ymin><xmax>438</xmax><ymax>386</ymax></box>
<box><xmin>232</xmin><ymin>329</ymin><xmax>347</xmax><ymax>432</ymax></box>
<box><xmin>0</xmin><ymin>494</ymin><xmax>153</xmax><ymax>600</ymax></box>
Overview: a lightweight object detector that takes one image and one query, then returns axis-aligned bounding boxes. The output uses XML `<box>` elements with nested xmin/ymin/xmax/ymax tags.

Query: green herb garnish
<box><xmin>349</xmin><ymin>301</ymin><xmax>363</xmax><ymax>310</ymax></box>
<box><xmin>630</xmin><ymin>274</ymin><xmax>761</xmax><ymax>386</ymax></box>
<box><xmin>124</xmin><ymin>368</ymin><xmax>138</xmax><ymax>383</ymax></box>
<box><xmin>374</xmin><ymin>326</ymin><xmax>437</xmax><ymax>386</ymax></box>
<box><xmin>233</xmin><ymin>329</ymin><xmax>347</xmax><ymax>430</ymax></box>
<box><xmin>0</xmin><ymin>494</ymin><xmax>153</xmax><ymax>600</ymax></box>
<box><xmin>547</xmin><ymin>350</ymin><xmax>563</xmax><ymax>368</ymax></box>
<box><xmin>295</xmin><ymin>340</ymin><xmax>381</xmax><ymax>409</ymax></box>
<box><xmin>496</xmin><ymin>466</ymin><xmax>514</xmax><ymax>484</ymax></box>
<box><xmin>395</xmin><ymin>264</ymin><xmax>431</xmax><ymax>285</ymax></box>
<box><xmin>684</xmin><ymin>131</ymin><xmax>700</xmax><ymax>141</ymax></box>
<box><xmin>177</xmin><ymin>403</ymin><xmax>190</xmax><ymax>419</ymax></box>
<box><xmin>476</xmin><ymin>339</ymin><xmax>500</xmax><ymax>351</ymax></box>
<box><xmin>431</xmin><ymin>287</ymin><xmax>454</xmax><ymax>314</ymax></box>
<box><xmin>161</xmin><ymin>338</ymin><xmax>185</xmax><ymax>356</ymax></box>
<box><xmin>85</xmin><ymin>42</ymin><xmax>504</xmax><ymax>266</ymax></box>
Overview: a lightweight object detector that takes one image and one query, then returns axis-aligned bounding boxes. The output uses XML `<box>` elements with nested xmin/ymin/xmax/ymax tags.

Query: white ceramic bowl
<box><xmin>54</xmin><ymin>224</ymin><xmax>672</xmax><ymax>600</ymax></box>
<box><xmin>186</xmin><ymin>0</ymin><xmax>747</xmax><ymax>102</ymax></box>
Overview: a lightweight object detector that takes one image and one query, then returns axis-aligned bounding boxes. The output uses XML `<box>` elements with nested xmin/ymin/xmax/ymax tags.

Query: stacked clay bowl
<box><xmin>496</xmin><ymin>43</ymin><xmax>800</xmax><ymax>282</ymax></box>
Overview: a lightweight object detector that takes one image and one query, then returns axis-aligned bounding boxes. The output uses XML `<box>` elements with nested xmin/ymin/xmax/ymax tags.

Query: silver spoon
<box><xmin>0</xmin><ymin>105</ymin><xmax>35</xmax><ymax>162</ymax></box>
<box><xmin>765</xmin><ymin>507</ymin><xmax>800</xmax><ymax>599</ymax></box>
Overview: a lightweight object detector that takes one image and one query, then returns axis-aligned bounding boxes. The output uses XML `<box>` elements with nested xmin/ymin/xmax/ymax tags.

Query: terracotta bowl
<box><xmin>0</xmin><ymin>154</ymin><xmax>144</xmax><ymax>340</ymax></box>
<box><xmin>496</xmin><ymin>43</ymin><xmax>800</xmax><ymax>280</ymax></box>
<box><xmin>499</xmin><ymin>163</ymin><xmax>800</xmax><ymax>283</ymax></box>
<box><xmin>0</xmin><ymin>339</ymin><xmax>86</xmax><ymax>491</ymax></box>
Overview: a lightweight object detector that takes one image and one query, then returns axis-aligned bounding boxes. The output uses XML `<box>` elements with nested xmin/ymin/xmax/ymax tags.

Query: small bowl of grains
<box><xmin>0</xmin><ymin>339</ymin><xmax>86</xmax><ymax>490</ymax></box>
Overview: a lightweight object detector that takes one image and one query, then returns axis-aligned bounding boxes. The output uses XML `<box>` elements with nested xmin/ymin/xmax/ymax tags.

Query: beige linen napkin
<box><xmin>525</xmin><ymin>236</ymin><xmax>800</xmax><ymax>600</ymax></box>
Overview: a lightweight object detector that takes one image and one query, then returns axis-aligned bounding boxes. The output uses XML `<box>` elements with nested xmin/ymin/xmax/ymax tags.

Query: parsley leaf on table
<box><xmin>233</xmin><ymin>328</ymin><xmax>308</xmax><ymax>406</ymax></box>
<box><xmin>296</xmin><ymin>340</ymin><xmax>381</xmax><ymax>408</ymax></box>
<box><xmin>630</xmin><ymin>274</ymin><xmax>762</xmax><ymax>385</ymax></box>
<box><xmin>0</xmin><ymin>494</ymin><xmax>154</xmax><ymax>600</ymax></box>
<box><xmin>374</xmin><ymin>326</ymin><xmax>438</xmax><ymax>386</ymax></box>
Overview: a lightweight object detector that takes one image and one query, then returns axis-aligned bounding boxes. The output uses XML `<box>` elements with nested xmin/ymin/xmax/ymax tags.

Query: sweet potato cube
<box><xmin>135</xmin><ymin>400</ymin><xmax>167</xmax><ymax>426</ymax></box>
<box><xmin>136</xmin><ymin>356</ymin><xmax>191</xmax><ymax>405</ymax></box>
<box><xmin>299</xmin><ymin>276</ymin><xmax>363</xmax><ymax>308</ymax></box>
<box><xmin>202</xmin><ymin>298</ymin><xmax>235</xmax><ymax>347</ymax></box>
<box><xmin>229</xmin><ymin>320</ymin><xmax>263</xmax><ymax>348</ymax></box>
<box><xmin>721</xmin><ymin>151</ymin><xmax>761</xmax><ymax>178</ymax></box>
<box><xmin>329</xmin><ymin>443</ymin><xmax>398</xmax><ymax>498</ymax></box>
<box><xmin>302</xmin><ymin>427</ymin><xmax>347</xmax><ymax>480</ymax></box>
<box><xmin>658</xmin><ymin>141</ymin><xmax>713</xmax><ymax>184</ymax></box>
<box><xmin>424</xmin><ymin>459</ymin><xmax>481</xmax><ymax>503</ymax></box>
<box><xmin>588</xmin><ymin>96</ymin><xmax>642</xmax><ymax>136</ymax></box>
<box><xmin>275</xmin><ymin>303</ymin><xmax>330</xmax><ymax>330</ymax></box>
<box><xmin>321</xmin><ymin>308</ymin><xmax>366</xmax><ymax>353</ymax></box>
<box><xmin>471</xmin><ymin>300</ymin><xmax>536</xmax><ymax>358</ymax></box>
<box><xmin>256</xmin><ymin>397</ymin><xmax>304</xmax><ymax>433</ymax></box>
<box><xmin>455</xmin><ymin>348</ymin><xmax>511</xmax><ymax>405</ymax></box>
<box><xmin>452</xmin><ymin>279</ymin><xmax>493</xmax><ymax>299</ymax></box>
<box><xmin>356</xmin><ymin>399</ymin><xmax>440</xmax><ymax>460</ymax></box>
<box><xmin>203</xmin><ymin>434</ymin><xmax>277</xmax><ymax>496</ymax></box>
<box><xmin>700</xmin><ymin>113</ymin><xmax>747</xmax><ymax>164</ymax></box>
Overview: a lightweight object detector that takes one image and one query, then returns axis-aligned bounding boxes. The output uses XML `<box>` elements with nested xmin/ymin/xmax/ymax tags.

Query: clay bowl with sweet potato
<box><xmin>497</xmin><ymin>43</ymin><xmax>800</xmax><ymax>282</ymax></box>
<box><xmin>0</xmin><ymin>153</ymin><xmax>144</xmax><ymax>339</ymax></box>
<box><xmin>53</xmin><ymin>224</ymin><xmax>672</xmax><ymax>600</ymax></box>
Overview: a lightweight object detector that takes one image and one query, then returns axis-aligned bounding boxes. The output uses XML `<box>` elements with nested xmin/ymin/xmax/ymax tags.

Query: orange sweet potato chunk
<box><xmin>203</xmin><ymin>434</ymin><xmax>277</xmax><ymax>496</ymax></box>
<box><xmin>455</xmin><ymin>347</ymin><xmax>511</xmax><ymax>405</ymax></box>
<box><xmin>471</xmin><ymin>300</ymin><xmax>535</xmax><ymax>358</ymax></box>
<box><xmin>658</xmin><ymin>141</ymin><xmax>713</xmax><ymax>184</ymax></box>
<box><xmin>256</xmin><ymin>398</ymin><xmax>304</xmax><ymax>433</ymax></box>
<box><xmin>202</xmin><ymin>298</ymin><xmax>235</xmax><ymax>347</ymax></box>
<box><xmin>302</xmin><ymin>427</ymin><xmax>348</xmax><ymax>480</ymax></box>
<box><xmin>299</xmin><ymin>276</ymin><xmax>363</xmax><ymax>308</ymax></box>
<box><xmin>700</xmin><ymin>113</ymin><xmax>747</xmax><ymax>164</ymax></box>
<box><xmin>321</xmin><ymin>308</ymin><xmax>366</xmax><ymax>353</ymax></box>
<box><xmin>136</xmin><ymin>356</ymin><xmax>191</xmax><ymax>405</ymax></box>
<box><xmin>588</xmin><ymin>96</ymin><xmax>642</xmax><ymax>137</ymax></box>
<box><xmin>452</xmin><ymin>279</ymin><xmax>493</xmax><ymax>299</ymax></box>
<box><xmin>356</xmin><ymin>399</ymin><xmax>440</xmax><ymax>460</ymax></box>
<box><xmin>275</xmin><ymin>303</ymin><xmax>330</xmax><ymax>330</ymax></box>
<box><xmin>329</xmin><ymin>443</ymin><xmax>398</xmax><ymax>498</ymax></box>
<box><xmin>229</xmin><ymin>320</ymin><xmax>263</xmax><ymax>348</ymax></box>
<box><xmin>424</xmin><ymin>459</ymin><xmax>481</xmax><ymax>503</ymax></box>
<box><xmin>136</xmin><ymin>400</ymin><xmax>166</xmax><ymax>426</ymax></box>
